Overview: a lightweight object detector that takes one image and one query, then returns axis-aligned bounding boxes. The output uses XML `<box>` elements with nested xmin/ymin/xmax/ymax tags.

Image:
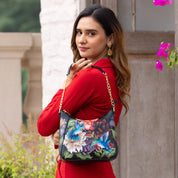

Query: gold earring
<box><xmin>107</xmin><ymin>44</ymin><xmax>112</xmax><ymax>56</ymax></box>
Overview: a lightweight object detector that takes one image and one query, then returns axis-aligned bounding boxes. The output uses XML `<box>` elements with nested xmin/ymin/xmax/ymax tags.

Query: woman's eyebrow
<box><xmin>85</xmin><ymin>29</ymin><xmax>98</xmax><ymax>32</ymax></box>
<box><xmin>76</xmin><ymin>28</ymin><xmax>98</xmax><ymax>32</ymax></box>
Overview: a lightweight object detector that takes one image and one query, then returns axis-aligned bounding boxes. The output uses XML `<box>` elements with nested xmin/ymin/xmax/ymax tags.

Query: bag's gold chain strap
<box><xmin>59</xmin><ymin>70</ymin><xmax>115</xmax><ymax>113</ymax></box>
<box><xmin>104</xmin><ymin>72</ymin><xmax>115</xmax><ymax>112</ymax></box>
<box><xmin>59</xmin><ymin>79</ymin><xmax>66</xmax><ymax>113</ymax></box>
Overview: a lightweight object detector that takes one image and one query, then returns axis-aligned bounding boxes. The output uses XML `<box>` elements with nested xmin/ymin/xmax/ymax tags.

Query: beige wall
<box><xmin>119</xmin><ymin>55</ymin><xmax>175</xmax><ymax>178</ymax></box>
<box><xmin>118</xmin><ymin>0</ymin><xmax>175</xmax><ymax>31</ymax></box>
<box><xmin>109</xmin><ymin>30</ymin><xmax>176</xmax><ymax>178</ymax></box>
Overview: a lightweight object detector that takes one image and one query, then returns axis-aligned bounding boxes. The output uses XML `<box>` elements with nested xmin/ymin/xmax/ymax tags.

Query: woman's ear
<box><xmin>107</xmin><ymin>33</ymin><xmax>114</xmax><ymax>46</ymax></box>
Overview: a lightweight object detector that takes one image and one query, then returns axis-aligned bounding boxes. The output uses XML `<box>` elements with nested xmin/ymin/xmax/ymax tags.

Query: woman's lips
<box><xmin>79</xmin><ymin>47</ymin><xmax>89</xmax><ymax>52</ymax></box>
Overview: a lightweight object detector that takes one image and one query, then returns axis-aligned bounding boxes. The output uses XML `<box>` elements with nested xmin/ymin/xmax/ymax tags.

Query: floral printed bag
<box><xmin>58</xmin><ymin>66</ymin><xmax>118</xmax><ymax>162</ymax></box>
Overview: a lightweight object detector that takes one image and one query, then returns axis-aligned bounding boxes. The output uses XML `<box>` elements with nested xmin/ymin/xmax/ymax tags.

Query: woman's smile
<box><xmin>79</xmin><ymin>47</ymin><xmax>89</xmax><ymax>52</ymax></box>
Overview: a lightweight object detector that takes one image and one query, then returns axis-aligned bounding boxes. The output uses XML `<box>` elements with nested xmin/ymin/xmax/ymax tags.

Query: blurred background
<box><xmin>0</xmin><ymin>0</ymin><xmax>41</xmax><ymax>126</ymax></box>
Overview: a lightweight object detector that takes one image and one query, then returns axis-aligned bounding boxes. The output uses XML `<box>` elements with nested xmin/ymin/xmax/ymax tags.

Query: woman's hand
<box><xmin>52</xmin><ymin>129</ymin><xmax>59</xmax><ymax>146</ymax></box>
<box><xmin>62</xmin><ymin>58</ymin><xmax>92</xmax><ymax>88</ymax></box>
<box><xmin>69</xmin><ymin>58</ymin><xmax>92</xmax><ymax>77</ymax></box>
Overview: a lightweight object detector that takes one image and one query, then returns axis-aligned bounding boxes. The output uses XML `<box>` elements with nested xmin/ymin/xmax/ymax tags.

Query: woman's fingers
<box><xmin>64</xmin><ymin>58</ymin><xmax>92</xmax><ymax>88</ymax></box>
<box><xmin>53</xmin><ymin>129</ymin><xmax>59</xmax><ymax>145</ymax></box>
<box><xmin>78</xmin><ymin>58</ymin><xmax>92</xmax><ymax>69</ymax></box>
<box><xmin>82</xmin><ymin>60</ymin><xmax>93</xmax><ymax>70</ymax></box>
<box><xmin>71</xmin><ymin>58</ymin><xmax>92</xmax><ymax>73</ymax></box>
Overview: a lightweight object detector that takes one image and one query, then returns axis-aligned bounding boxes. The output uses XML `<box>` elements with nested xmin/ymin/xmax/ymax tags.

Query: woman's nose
<box><xmin>78</xmin><ymin>34</ymin><xmax>87</xmax><ymax>43</ymax></box>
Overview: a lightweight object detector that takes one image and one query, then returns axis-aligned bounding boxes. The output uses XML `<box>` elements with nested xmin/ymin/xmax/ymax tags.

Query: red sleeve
<box><xmin>37</xmin><ymin>68</ymin><xmax>96</xmax><ymax>136</ymax></box>
<box><xmin>37</xmin><ymin>67</ymin><xmax>122</xmax><ymax>136</ymax></box>
<box><xmin>61</xmin><ymin>69</ymin><xmax>96</xmax><ymax>116</ymax></box>
<box><xmin>37</xmin><ymin>89</ymin><xmax>63</xmax><ymax>136</ymax></box>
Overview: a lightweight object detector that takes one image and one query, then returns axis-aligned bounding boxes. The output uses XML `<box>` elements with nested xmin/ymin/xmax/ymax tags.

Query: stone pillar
<box><xmin>0</xmin><ymin>33</ymin><xmax>32</xmax><ymax>138</ymax></box>
<box><xmin>22</xmin><ymin>33</ymin><xmax>42</xmax><ymax>117</ymax></box>
<box><xmin>40</xmin><ymin>0</ymin><xmax>79</xmax><ymax>108</ymax></box>
<box><xmin>174</xmin><ymin>1</ymin><xmax>178</xmax><ymax>177</ymax></box>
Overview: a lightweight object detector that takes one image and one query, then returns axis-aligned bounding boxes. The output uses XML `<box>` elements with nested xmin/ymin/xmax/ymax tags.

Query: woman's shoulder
<box><xmin>76</xmin><ymin>66</ymin><xmax>105</xmax><ymax>82</ymax></box>
<box><xmin>75</xmin><ymin>58</ymin><xmax>113</xmax><ymax>79</ymax></box>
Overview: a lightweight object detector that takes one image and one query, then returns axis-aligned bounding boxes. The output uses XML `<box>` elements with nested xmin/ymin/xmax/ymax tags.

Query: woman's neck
<box><xmin>88</xmin><ymin>51</ymin><xmax>108</xmax><ymax>64</ymax></box>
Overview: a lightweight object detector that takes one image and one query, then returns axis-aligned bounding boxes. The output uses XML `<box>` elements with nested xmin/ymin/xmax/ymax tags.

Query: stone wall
<box><xmin>40</xmin><ymin>0</ymin><xmax>79</xmax><ymax>108</ymax></box>
<box><xmin>119</xmin><ymin>55</ymin><xmax>175</xmax><ymax>178</ymax></box>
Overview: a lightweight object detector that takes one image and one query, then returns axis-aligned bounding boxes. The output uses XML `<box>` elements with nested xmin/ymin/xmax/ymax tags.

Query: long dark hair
<box><xmin>71</xmin><ymin>4</ymin><xmax>131</xmax><ymax>114</ymax></box>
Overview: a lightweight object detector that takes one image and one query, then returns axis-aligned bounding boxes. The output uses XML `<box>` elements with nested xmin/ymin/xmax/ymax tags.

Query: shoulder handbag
<box><xmin>58</xmin><ymin>66</ymin><xmax>118</xmax><ymax>162</ymax></box>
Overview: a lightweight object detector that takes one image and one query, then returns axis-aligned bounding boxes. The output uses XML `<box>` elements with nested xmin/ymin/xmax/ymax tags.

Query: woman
<box><xmin>37</xmin><ymin>4</ymin><xmax>130</xmax><ymax>178</ymax></box>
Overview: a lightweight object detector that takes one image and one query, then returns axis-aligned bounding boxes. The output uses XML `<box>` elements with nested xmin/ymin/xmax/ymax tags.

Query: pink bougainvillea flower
<box><xmin>155</xmin><ymin>42</ymin><xmax>172</xmax><ymax>57</ymax></box>
<box><xmin>153</xmin><ymin>0</ymin><xmax>173</xmax><ymax>6</ymax></box>
<box><xmin>155</xmin><ymin>48</ymin><xmax>167</xmax><ymax>57</ymax></box>
<box><xmin>160</xmin><ymin>42</ymin><xmax>172</xmax><ymax>51</ymax></box>
<box><xmin>155</xmin><ymin>60</ymin><xmax>163</xmax><ymax>70</ymax></box>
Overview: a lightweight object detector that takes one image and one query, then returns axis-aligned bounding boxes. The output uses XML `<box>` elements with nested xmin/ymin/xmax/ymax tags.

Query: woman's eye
<box><xmin>76</xmin><ymin>30</ymin><xmax>82</xmax><ymax>35</ymax></box>
<box><xmin>88</xmin><ymin>32</ymin><xmax>95</xmax><ymax>36</ymax></box>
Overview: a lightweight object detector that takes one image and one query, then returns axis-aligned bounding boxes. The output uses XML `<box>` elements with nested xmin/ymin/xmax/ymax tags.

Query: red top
<box><xmin>37</xmin><ymin>58</ymin><xmax>122</xmax><ymax>178</ymax></box>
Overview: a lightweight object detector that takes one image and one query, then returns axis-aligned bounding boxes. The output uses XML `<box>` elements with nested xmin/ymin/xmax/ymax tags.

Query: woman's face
<box><xmin>75</xmin><ymin>17</ymin><xmax>110</xmax><ymax>63</ymax></box>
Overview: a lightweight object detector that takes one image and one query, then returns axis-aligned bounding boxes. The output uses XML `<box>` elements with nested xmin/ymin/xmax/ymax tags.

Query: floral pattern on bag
<box><xmin>59</xmin><ymin>108</ymin><xmax>118</xmax><ymax>162</ymax></box>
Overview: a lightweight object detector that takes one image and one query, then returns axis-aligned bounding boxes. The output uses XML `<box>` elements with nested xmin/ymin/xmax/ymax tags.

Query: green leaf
<box><xmin>100</xmin><ymin>149</ymin><xmax>106</xmax><ymax>158</ymax></box>
<box><xmin>68</xmin><ymin>119</ymin><xmax>75</xmax><ymax>127</ymax></box>
<box><xmin>173</xmin><ymin>48</ymin><xmax>178</xmax><ymax>52</ymax></box>
<box><xmin>167</xmin><ymin>61</ymin><xmax>171</xmax><ymax>69</ymax></box>
<box><xmin>169</xmin><ymin>51</ymin><xmax>176</xmax><ymax>62</ymax></box>
<box><xmin>176</xmin><ymin>55</ymin><xmax>178</xmax><ymax>65</ymax></box>
<box><xmin>107</xmin><ymin>148</ymin><xmax>116</xmax><ymax>158</ymax></box>
<box><xmin>111</xmin><ymin>129</ymin><xmax>116</xmax><ymax>139</ymax></box>
<box><xmin>76</xmin><ymin>153</ymin><xmax>92</xmax><ymax>160</ymax></box>
<box><xmin>94</xmin><ymin>151</ymin><xmax>101</xmax><ymax>157</ymax></box>
<box><xmin>59</xmin><ymin>137</ymin><xmax>63</xmax><ymax>145</ymax></box>
<box><xmin>64</xmin><ymin>151</ymin><xmax>73</xmax><ymax>159</ymax></box>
